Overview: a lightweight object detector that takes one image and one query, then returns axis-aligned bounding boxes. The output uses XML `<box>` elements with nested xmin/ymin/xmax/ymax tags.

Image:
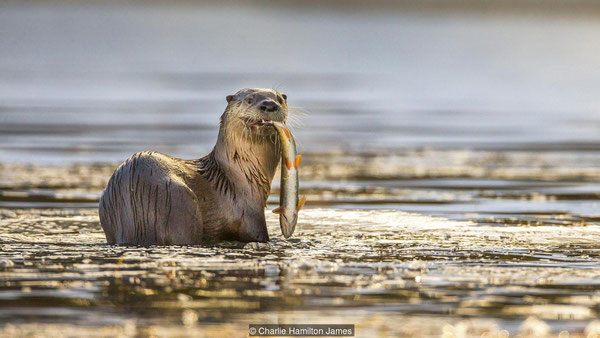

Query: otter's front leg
<box><xmin>238</xmin><ymin>209</ymin><xmax>270</xmax><ymax>242</ymax></box>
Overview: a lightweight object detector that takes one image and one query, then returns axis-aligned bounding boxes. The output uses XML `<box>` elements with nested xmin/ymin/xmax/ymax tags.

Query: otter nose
<box><xmin>259</xmin><ymin>100</ymin><xmax>278</xmax><ymax>113</ymax></box>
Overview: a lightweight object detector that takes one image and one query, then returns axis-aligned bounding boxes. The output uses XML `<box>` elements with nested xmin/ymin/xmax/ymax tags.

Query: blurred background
<box><xmin>1</xmin><ymin>0</ymin><xmax>599</xmax><ymax>163</ymax></box>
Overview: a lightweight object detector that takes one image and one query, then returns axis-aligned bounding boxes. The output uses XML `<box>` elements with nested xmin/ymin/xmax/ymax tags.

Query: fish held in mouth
<box><xmin>265</xmin><ymin>121</ymin><xmax>305</xmax><ymax>239</ymax></box>
<box><xmin>241</xmin><ymin>117</ymin><xmax>271</xmax><ymax>128</ymax></box>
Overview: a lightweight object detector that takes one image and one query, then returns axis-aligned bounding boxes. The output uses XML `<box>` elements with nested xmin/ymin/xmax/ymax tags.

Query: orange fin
<box><xmin>272</xmin><ymin>206</ymin><xmax>286</xmax><ymax>215</ymax></box>
<box><xmin>294</xmin><ymin>154</ymin><xmax>302</xmax><ymax>168</ymax></box>
<box><xmin>296</xmin><ymin>195</ymin><xmax>307</xmax><ymax>212</ymax></box>
<box><xmin>282</xmin><ymin>128</ymin><xmax>291</xmax><ymax>138</ymax></box>
<box><xmin>284</xmin><ymin>158</ymin><xmax>292</xmax><ymax>170</ymax></box>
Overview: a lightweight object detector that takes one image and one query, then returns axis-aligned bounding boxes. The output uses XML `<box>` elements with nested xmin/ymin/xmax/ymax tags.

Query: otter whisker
<box><xmin>286</xmin><ymin>115</ymin><xmax>303</xmax><ymax>128</ymax></box>
<box><xmin>287</xmin><ymin>106</ymin><xmax>310</xmax><ymax>116</ymax></box>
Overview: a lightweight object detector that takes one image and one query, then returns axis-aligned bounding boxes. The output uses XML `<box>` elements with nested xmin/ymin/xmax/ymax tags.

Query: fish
<box><xmin>266</xmin><ymin>121</ymin><xmax>306</xmax><ymax>239</ymax></box>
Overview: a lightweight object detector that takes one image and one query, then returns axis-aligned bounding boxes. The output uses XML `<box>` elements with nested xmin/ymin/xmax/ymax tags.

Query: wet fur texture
<box><xmin>99</xmin><ymin>88</ymin><xmax>287</xmax><ymax>245</ymax></box>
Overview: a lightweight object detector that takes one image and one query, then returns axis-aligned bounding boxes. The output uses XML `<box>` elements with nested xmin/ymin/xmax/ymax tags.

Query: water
<box><xmin>1</xmin><ymin>2</ymin><xmax>600</xmax><ymax>337</ymax></box>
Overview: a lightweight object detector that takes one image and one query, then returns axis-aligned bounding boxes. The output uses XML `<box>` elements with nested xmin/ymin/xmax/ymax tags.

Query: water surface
<box><xmin>0</xmin><ymin>2</ymin><xmax>600</xmax><ymax>337</ymax></box>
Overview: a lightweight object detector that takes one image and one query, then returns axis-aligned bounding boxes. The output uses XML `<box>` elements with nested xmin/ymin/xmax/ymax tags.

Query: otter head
<box><xmin>223</xmin><ymin>88</ymin><xmax>288</xmax><ymax>137</ymax></box>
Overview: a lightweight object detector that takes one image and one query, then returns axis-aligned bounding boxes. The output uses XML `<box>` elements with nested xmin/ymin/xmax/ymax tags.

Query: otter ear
<box><xmin>226</xmin><ymin>95</ymin><xmax>235</xmax><ymax>103</ymax></box>
<box><xmin>282</xmin><ymin>94</ymin><xmax>287</xmax><ymax>101</ymax></box>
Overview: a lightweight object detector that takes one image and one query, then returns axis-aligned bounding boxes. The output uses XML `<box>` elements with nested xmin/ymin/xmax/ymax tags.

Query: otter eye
<box><xmin>246</xmin><ymin>98</ymin><xmax>253</xmax><ymax>104</ymax></box>
<box><xmin>277</xmin><ymin>96</ymin><xmax>284</xmax><ymax>104</ymax></box>
<box><xmin>282</xmin><ymin>94</ymin><xmax>287</xmax><ymax>101</ymax></box>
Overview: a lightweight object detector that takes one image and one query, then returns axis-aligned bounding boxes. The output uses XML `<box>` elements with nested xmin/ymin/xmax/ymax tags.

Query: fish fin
<box><xmin>294</xmin><ymin>154</ymin><xmax>302</xmax><ymax>168</ymax></box>
<box><xmin>284</xmin><ymin>158</ymin><xmax>292</xmax><ymax>170</ymax></box>
<box><xmin>296</xmin><ymin>195</ymin><xmax>307</xmax><ymax>212</ymax></box>
<box><xmin>272</xmin><ymin>206</ymin><xmax>286</xmax><ymax>215</ymax></box>
<box><xmin>282</xmin><ymin>128</ymin><xmax>291</xmax><ymax>138</ymax></box>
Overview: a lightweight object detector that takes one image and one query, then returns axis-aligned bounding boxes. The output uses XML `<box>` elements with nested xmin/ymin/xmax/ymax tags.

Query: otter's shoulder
<box><xmin>125</xmin><ymin>151</ymin><xmax>177</xmax><ymax>166</ymax></box>
<box><xmin>120</xmin><ymin>151</ymin><xmax>196</xmax><ymax>177</ymax></box>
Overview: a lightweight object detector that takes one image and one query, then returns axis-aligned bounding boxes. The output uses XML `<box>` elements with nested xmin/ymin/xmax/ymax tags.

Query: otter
<box><xmin>99</xmin><ymin>88</ymin><xmax>289</xmax><ymax>245</ymax></box>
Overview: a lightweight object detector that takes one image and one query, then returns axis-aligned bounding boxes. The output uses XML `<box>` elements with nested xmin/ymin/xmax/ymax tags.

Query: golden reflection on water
<box><xmin>1</xmin><ymin>198</ymin><xmax>600</xmax><ymax>336</ymax></box>
<box><xmin>1</xmin><ymin>151</ymin><xmax>599</xmax><ymax>337</ymax></box>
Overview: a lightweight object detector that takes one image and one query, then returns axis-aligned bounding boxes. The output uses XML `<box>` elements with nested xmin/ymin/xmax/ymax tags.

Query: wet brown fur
<box><xmin>99</xmin><ymin>88</ymin><xmax>287</xmax><ymax>245</ymax></box>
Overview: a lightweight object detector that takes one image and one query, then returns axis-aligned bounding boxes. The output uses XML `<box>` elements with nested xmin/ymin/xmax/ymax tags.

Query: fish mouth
<box><xmin>280</xmin><ymin>214</ymin><xmax>295</xmax><ymax>239</ymax></box>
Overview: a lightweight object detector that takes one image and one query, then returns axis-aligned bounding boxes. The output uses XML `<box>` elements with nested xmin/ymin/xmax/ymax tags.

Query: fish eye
<box><xmin>246</xmin><ymin>98</ymin><xmax>253</xmax><ymax>104</ymax></box>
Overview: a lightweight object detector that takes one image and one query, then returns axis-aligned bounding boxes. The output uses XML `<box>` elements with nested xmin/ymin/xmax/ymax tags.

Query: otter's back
<box><xmin>99</xmin><ymin>151</ymin><xmax>203</xmax><ymax>245</ymax></box>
